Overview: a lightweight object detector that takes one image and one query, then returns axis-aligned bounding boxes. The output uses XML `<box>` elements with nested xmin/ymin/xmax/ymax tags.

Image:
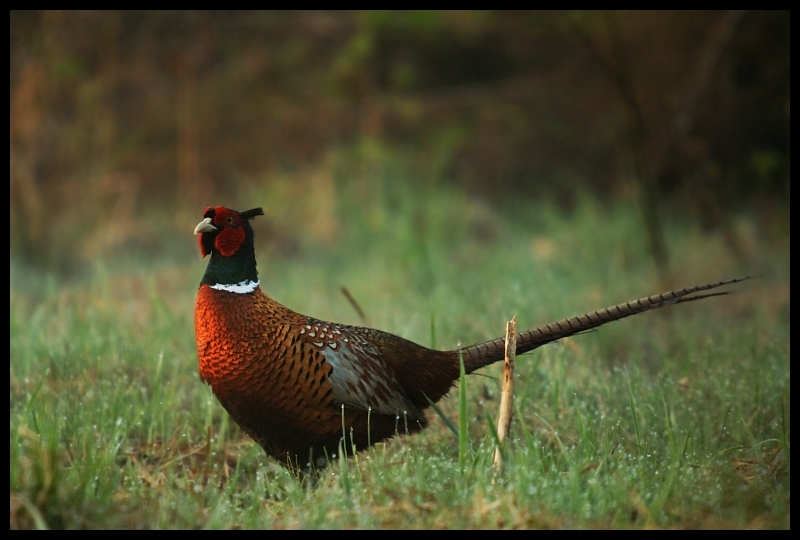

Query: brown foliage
<box><xmin>10</xmin><ymin>11</ymin><xmax>789</xmax><ymax>271</ymax></box>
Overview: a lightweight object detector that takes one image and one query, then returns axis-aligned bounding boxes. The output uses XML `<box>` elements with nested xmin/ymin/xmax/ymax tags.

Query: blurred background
<box><xmin>9</xmin><ymin>10</ymin><xmax>789</xmax><ymax>289</ymax></box>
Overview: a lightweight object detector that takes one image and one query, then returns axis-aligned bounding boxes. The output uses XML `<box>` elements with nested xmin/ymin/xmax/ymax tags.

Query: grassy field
<box><xmin>10</xmin><ymin>172</ymin><xmax>789</xmax><ymax>528</ymax></box>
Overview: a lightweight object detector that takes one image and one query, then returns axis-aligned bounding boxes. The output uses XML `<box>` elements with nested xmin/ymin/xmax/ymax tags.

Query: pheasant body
<box><xmin>195</xmin><ymin>282</ymin><xmax>456</xmax><ymax>465</ymax></box>
<box><xmin>194</xmin><ymin>205</ymin><xmax>745</xmax><ymax>471</ymax></box>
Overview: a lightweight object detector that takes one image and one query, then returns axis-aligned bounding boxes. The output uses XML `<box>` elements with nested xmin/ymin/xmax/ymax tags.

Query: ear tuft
<box><xmin>240</xmin><ymin>207</ymin><xmax>264</xmax><ymax>220</ymax></box>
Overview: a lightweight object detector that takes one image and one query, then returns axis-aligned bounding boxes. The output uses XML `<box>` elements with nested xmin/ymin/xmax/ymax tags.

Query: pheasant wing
<box><xmin>296</xmin><ymin>320</ymin><xmax>426</xmax><ymax>421</ymax></box>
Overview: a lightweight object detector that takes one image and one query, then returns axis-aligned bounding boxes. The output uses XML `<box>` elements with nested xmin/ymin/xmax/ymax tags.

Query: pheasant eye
<box><xmin>226</xmin><ymin>216</ymin><xmax>235</xmax><ymax>226</ymax></box>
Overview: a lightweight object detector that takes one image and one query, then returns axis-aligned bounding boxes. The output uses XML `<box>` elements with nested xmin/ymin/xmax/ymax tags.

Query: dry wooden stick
<box><xmin>340</xmin><ymin>286</ymin><xmax>370</xmax><ymax>327</ymax></box>
<box><xmin>493</xmin><ymin>316</ymin><xmax>517</xmax><ymax>470</ymax></box>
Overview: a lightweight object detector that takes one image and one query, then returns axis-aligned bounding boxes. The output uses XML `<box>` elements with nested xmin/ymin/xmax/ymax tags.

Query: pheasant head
<box><xmin>194</xmin><ymin>206</ymin><xmax>264</xmax><ymax>291</ymax></box>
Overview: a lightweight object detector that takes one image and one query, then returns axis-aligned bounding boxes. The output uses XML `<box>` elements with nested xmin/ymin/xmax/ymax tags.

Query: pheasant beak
<box><xmin>194</xmin><ymin>217</ymin><xmax>217</xmax><ymax>235</ymax></box>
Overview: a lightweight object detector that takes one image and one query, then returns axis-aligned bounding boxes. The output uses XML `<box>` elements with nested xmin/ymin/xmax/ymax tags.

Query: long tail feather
<box><xmin>459</xmin><ymin>277</ymin><xmax>748</xmax><ymax>373</ymax></box>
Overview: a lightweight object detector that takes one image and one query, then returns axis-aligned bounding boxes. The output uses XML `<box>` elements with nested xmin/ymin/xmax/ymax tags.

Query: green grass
<box><xmin>10</xmin><ymin>170</ymin><xmax>789</xmax><ymax>528</ymax></box>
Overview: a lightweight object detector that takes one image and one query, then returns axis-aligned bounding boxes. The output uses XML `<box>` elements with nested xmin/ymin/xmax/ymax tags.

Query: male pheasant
<box><xmin>194</xmin><ymin>205</ymin><xmax>745</xmax><ymax>471</ymax></box>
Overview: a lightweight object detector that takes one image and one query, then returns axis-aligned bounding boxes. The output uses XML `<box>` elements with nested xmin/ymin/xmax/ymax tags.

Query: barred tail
<box><xmin>458</xmin><ymin>277</ymin><xmax>748</xmax><ymax>374</ymax></box>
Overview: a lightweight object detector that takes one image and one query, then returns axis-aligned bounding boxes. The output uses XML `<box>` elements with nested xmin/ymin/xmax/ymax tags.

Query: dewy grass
<box><xmin>10</xmin><ymin>176</ymin><xmax>789</xmax><ymax>528</ymax></box>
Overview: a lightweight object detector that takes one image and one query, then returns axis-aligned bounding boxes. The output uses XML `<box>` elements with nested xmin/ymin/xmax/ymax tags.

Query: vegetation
<box><xmin>10</xmin><ymin>11</ymin><xmax>788</xmax><ymax>529</ymax></box>
<box><xmin>10</xmin><ymin>11</ymin><xmax>789</xmax><ymax>274</ymax></box>
<box><xmin>10</xmin><ymin>165</ymin><xmax>789</xmax><ymax>528</ymax></box>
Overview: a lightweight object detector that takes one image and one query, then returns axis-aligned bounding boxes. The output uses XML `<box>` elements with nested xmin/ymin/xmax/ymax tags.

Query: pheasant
<box><xmin>194</xmin><ymin>205</ymin><xmax>745</xmax><ymax>471</ymax></box>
